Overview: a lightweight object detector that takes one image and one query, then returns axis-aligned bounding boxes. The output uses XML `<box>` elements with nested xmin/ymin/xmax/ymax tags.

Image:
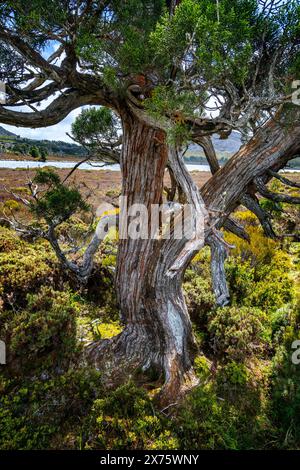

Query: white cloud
<box><xmin>1</xmin><ymin>107</ymin><xmax>83</xmax><ymax>143</ymax></box>
<box><xmin>0</xmin><ymin>40</ymin><xmax>94</xmax><ymax>143</ymax></box>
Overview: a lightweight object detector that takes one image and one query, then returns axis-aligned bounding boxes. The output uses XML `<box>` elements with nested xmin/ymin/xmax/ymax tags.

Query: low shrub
<box><xmin>207</xmin><ymin>306</ymin><xmax>271</xmax><ymax>362</ymax></box>
<box><xmin>82</xmin><ymin>382</ymin><xmax>178</xmax><ymax>450</ymax></box>
<box><xmin>0</xmin><ymin>227</ymin><xmax>59</xmax><ymax>308</ymax></box>
<box><xmin>0</xmin><ymin>369</ymin><xmax>102</xmax><ymax>450</ymax></box>
<box><xmin>1</xmin><ymin>287</ymin><xmax>78</xmax><ymax>375</ymax></box>
<box><xmin>175</xmin><ymin>383</ymin><xmax>239</xmax><ymax>449</ymax></box>
<box><xmin>269</xmin><ymin>305</ymin><xmax>300</xmax><ymax>448</ymax></box>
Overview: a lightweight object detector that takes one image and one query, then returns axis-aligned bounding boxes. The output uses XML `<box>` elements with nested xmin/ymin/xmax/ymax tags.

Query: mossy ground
<box><xmin>0</xmin><ymin>193</ymin><xmax>300</xmax><ymax>449</ymax></box>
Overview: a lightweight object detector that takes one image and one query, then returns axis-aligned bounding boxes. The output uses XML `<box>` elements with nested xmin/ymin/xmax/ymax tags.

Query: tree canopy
<box><xmin>0</xmin><ymin>0</ymin><xmax>299</xmax><ymax>138</ymax></box>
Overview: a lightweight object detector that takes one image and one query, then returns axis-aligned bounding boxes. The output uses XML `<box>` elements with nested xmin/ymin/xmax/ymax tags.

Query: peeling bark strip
<box><xmin>207</xmin><ymin>234</ymin><xmax>230</xmax><ymax>307</ymax></box>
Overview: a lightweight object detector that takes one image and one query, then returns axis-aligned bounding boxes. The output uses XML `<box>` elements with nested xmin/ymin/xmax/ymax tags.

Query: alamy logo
<box><xmin>95</xmin><ymin>197</ymin><xmax>205</xmax><ymax>241</ymax></box>
<box><xmin>0</xmin><ymin>340</ymin><xmax>6</xmax><ymax>364</ymax></box>
<box><xmin>292</xmin><ymin>80</ymin><xmax>300</xmax><ymax>106</ymax></box>
<box><xmin>291</xmin><ymin>340</ymin><xmax>300</xmax><ymax>365</ymax></box>
<box><xmin>0</xmin><ymin>81</ymin><xmax>6</xmax><ymax>104</ymax></box>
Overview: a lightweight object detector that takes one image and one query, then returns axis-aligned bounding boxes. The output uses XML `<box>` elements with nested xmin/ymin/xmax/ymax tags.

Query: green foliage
<box><xmin>225</xmin><ymin>225</ymin><xmax>295</xmax><ymax>311</ymax></box>
<box><xmin>0</xmin><ymin>227</ymin><xmax>58</xmax><ymax>305</ymax></box>
<box><xmin>5</xmin><ymin>0</ymin><xmax>298</xmax><ymax>89</ymax></box>
<box><xmin>175</xmin><ymin>382</ymin><xmax>239</xmax><ymax>449</ymax></box>
<box><xmin>260</xmin><ymin>198</ymin><xmax>283</xmax><ymax>216</ymax></box>
<box><xmin>29</xmin><ymin>145</ymin><xmax>40</xmax><ymax>158</ymax></box>
<box><xmin>30</xmin><ymin>169</ymin><xmax>90</xmax><ymax>223</ymax></box>
<box><xmin>183</xmin><ymin>246</ymin><xmax>215</xmax><ymax>336</ymax></box>
<box><xmin>3</xmin><ymin>199</ymin><xmax>20</xmax><ymax>212</ymax></box>
<box><xmin>0</xmin><ymin>225</ymin><xmax>121</xmax><ymax>450</ymax></box>
<box><xmin>144</xmin><ymin>84</ymin><xmax>200</xmax><ymax>144</ymax></box>
<box><xmin>39</xmin><ymin>147</ymin><xmax>48</xmax><ymax>161</ymax></box>
<box><xmin>22</xmin><ymin>145</ymin><xmax>47</xmax><ymax>160</ymax></box>
<box><xmin>3</xmin><ymin>287</ymin><xmax>78</xmax><ymax>374</ymax></box>
<box><xmin>269</xmin><ymin>305</ymin><xmax>300</xmax><ymax>448</ymax></box>
<box><xmin>76</xmin><ymin>0</ymin><xmax>165</xmax><ymax>74</ymax></box>
<box><xmin>208</xmin><ymin>306</ymin><xmax>271</xmax><ymax>362</ymax></box>
<box><xmin>71</xmin><ymin>107</ymin><xmax>119</xmax><ymax>151</ymax></box>
<box><xmin>82</xmin><ymin>382</ymin><xmax>178</xmax><ymax>450</ymax></box>
<box><xmin>33</xmin><ymin>168</ymin><xmax>61</xmax><ymax>186</ymax></box>
<box><xmin>183</xmin><ymin>271</ymin><xmax>215</xmax><ymax>324</ymax></box>
<box><xmin>0</xmin><ymin>368</ymin><xmax>103</xmax><ymax>450</ymax></box>
<box><xmin>145</xmin><ymin>85</ymin><xmax>198</xmax><ymax>121</ymax></box>
<box><xmin>150</xmin><ymin>0</ymin><xmax>255</xmax><ymax>83</ymax></box>
<box><xmin>193</xmin><ymin>355</ymin><xmax>211</xmax><ymax>383</ymax></box>
<box><xmin>219</xmin><ymin>361</ymin><xmax>249</xmax><ymax>386</ymax></box>
<box><xmin>93</xmin><ymin>321</ymin><xmax>122</xmax><ymax>340</ymax></box>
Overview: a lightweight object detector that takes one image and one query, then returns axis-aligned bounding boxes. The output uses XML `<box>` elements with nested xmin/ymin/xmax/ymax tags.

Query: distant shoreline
<box><xmin>0</xmin><ymin>152</ymin><xmax>84</xmax><ymax>162</ymax></box>
<box><xmin>1</xmin><ymin>153</ymin><xmax>300</xmax><ymax>172</ymax></box>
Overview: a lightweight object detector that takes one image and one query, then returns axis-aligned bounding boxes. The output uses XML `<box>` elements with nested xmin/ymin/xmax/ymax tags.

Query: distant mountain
<box><xmin>0</xmin><ymin>126</ymin><xmax>86</xmax><ymax>157</ymax></box>
<box><xmin>187</xmin><ymin>132</ymin><xmax>300</xmax><ymax>168</ymax></box>
<box><xmin>189</xmin><ymin>131</ymin><xmax>242</xmax><ymax>155</ymax></box>
<box><xmin>0</xmin><ymin>124</ymin><xmax>242</xmax><ymax>155</ymax></box>
<box><xmin>212</xmin><ymin>131</ymin><xmax>242</xmax><ymax>154</ymax></box>
<box><xmin>0</xmin><ymin>126</ymin><xmax>298</xmax><ymax>168</ymax></box>
<box><xmin>0</xmin><ymin>125</ymin><xmax>17</xmax><ymax>137</ymax></box>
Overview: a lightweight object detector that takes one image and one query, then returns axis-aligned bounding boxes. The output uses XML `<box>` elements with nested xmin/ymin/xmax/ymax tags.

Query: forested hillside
<box><xmin>0</xmin><ymin>126</ymin><xmax>86</xmax><ymax>157</ymax></box>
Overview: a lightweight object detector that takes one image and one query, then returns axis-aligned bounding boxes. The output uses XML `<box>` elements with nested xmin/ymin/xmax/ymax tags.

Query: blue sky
<box><xmin>2</xmin><ymin>42</ymin><xmax>84</xmax><ymax>143</ymax></box>
<box><xmin>2</xmin><ymin>108</ymin><xmax>83</xmax><ymax>143</ymax></box>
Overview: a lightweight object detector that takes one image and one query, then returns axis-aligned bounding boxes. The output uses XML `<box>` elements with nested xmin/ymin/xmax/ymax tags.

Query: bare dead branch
<box><xmin>267</xmin><ymin>170</ymin><xmax>300</xmax><ymax>189</ymax></box>
<box><xmin>223</xmin><ymin>217</ymin><xmax>250</xmax><ymax>242</ymax></box>
<box><xmin>207</xmin><ymin>233</ymin><xmax>230</xmax><ymax>307</ymax></box>
<box><xmin>255</xmin><ymin>177</ymin><xmax>300</xmax><ymax>204</ymax></box>
<box><xmin>241</xmin><ymin>193</ymin><xmax>277</xmax><ymax>239</ymax></box>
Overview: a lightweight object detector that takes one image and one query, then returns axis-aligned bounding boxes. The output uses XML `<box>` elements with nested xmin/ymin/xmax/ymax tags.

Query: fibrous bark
<box><xmin>207</xmin><ymin>233</ymin><xmax>230</xmax><ymax>307</ymax></box>
<box><xmin>87</xmin><ymin>112</ymin><xmax>208</xmax><ymax>404</ymax></box>
<box><xmin>85</xmin><ymin>110</ymin><xmax>300</xmax><ymax>403</ymax></box>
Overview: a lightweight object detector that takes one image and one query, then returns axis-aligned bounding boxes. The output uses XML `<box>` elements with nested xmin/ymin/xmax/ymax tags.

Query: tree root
<box><xmin>85</xmin><ymin>326</ymin><xmax>199</xmax><ymax>406</ymax></box>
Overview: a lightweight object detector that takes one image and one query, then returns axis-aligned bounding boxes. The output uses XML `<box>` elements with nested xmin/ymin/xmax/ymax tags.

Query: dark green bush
<box><xmin>207</xmin><ymin>306</ymin><xmax>271</xmax><ymax>362</ymax></box>
<box><xmin>0</xmin><ymin>369</ymin><xmax>102</xmax><ymax>450</ymax></box>
<box><xmin>269</xmin><ymin>305</ymin><xmax>300</xmax><ymax>448</ymax></box>
<box><xmin>175</xmin><ymin>383</ymin><xmax>239</xmax><ymax>449</ymax></box>
<box><xmin>2</xmin><ymin>287</ymin><xmax>78</xmax><ymax>375</ymax></box>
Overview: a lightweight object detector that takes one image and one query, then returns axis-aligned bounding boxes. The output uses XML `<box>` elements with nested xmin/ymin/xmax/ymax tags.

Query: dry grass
<box><xmin>1</xmin><ymin>165</ymin><xmax>299</xmax><ymax>212</ymax></box>
<box><xmin>0</xmin><ymin>167</ymin><xmax>211</xmax><ymax>210</ymax></box>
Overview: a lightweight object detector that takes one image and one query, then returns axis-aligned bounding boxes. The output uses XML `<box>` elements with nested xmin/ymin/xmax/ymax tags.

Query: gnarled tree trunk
<box><xmin>87</xmin><ymin>109</ymin><xmax>300</xmax><ymax>404</ymax></box>
<box><xmin>87</xmin><ymin>112</ymin><xmax>207</xmax><ymax>403</ymax></box>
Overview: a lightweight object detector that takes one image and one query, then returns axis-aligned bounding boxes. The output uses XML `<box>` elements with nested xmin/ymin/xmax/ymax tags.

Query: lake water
<box><xmin>0</xmin><ymin>160</ymin><xmax>299</xmax><ymax>173</ymax></box>
<box><xmin>0</xmin><ymin>160</ymin><xmax>122</xmax><ymax>171</ymax></box>
<box><xmin>0</xmin><ymin>160</ymin><xmax>211</xmax><ymax>172</ymax></box>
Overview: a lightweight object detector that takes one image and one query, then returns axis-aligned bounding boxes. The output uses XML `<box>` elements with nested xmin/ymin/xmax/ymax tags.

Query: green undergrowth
<box><xmin>0</xmin><ymin>202</ymin><xmax>300</xmax><ymax>449</ymax></box>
